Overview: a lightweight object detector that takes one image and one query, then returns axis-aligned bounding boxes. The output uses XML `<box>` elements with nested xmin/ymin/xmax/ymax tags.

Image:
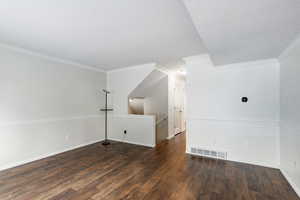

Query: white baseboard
<box><xmin>109</xmin><ymin>137</ymin><xmax>155</xmax><ymax>148</ymax></box>
<box><xmin>0</xmin><ymin>139</ymin><xmax>104</xmax><ymax>172</ymax></box>
<box><xmin>281</xmin><ymin>169</ymin><xmax>300</xmax><ymax>198</ymax></box>
<box><xmin>167</xmin><ymin>134</ymin><xmax>175</xmax><ymax>140</ymax></box>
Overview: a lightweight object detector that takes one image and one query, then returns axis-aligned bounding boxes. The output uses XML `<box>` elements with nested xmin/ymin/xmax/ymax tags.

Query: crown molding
<box><xmin>0</xmin><ymin>42</ymin><xmax>106</xmax><ymax>73</ymax></box>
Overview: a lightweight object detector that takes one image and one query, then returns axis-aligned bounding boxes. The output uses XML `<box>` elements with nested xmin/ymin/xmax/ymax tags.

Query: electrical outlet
<box><xmin>124</xmin><ymin>130</ymin><xmax>127</xmax><ymax>134</ymax></box>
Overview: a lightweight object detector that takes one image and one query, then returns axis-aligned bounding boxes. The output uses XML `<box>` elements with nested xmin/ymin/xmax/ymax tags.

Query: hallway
<box><xmin>0</xmin><ymin>133</ymin><xmax>298</xmax><ymax>200</ymax></box>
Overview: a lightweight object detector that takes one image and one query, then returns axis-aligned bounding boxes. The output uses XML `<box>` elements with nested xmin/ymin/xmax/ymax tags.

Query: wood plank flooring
<box><xmin>0</xmin><ymin>133</ymin><xmax>299</xmax><ymax>200</ymax></box>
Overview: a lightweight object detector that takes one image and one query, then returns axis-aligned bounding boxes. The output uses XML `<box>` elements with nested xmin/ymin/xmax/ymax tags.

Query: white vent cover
<box><xmin>191</xmin><ymin>147</ymin><xmax>227</xmax><ymax>160</ymax></box>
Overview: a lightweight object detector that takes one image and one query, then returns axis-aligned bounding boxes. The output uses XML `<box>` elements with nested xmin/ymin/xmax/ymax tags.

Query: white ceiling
<box><xmin>1</xmin><ymin>0</ymin><xmax>299</xmax><ymax>70</ymax></box>
<box><xmin>183</xmin><ymin>0</ymin><xmax>300</xmax><ymax>65</ymax></box>
<box><xmin>0</xmin><ymin>0</ymin><xmax>206</xmax><ymax>70</ymax></box>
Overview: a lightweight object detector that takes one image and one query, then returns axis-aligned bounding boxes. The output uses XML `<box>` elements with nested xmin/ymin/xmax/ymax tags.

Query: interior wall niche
<box><xmin>128</xmin><ymin>98</ymin><xmax>145</xmax><ymax>115</ymax></box>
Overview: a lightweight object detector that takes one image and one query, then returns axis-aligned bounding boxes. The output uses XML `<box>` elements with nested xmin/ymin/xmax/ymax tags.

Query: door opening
<box><xmin>173</xmin><ymin>71</ymin><xmax>186</xmax><ymax>136</ymax></box>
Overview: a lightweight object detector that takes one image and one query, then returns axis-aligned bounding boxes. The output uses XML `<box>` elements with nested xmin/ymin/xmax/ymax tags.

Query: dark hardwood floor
<box><xmin>0</xmin><ymin>133</ymin><xmax>298</xmax><ymax>200</ymax></box>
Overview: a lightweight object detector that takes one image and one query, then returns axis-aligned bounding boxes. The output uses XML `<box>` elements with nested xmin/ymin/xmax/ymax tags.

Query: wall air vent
<box><xmin>191</xmin><ymin>147</ymin><xmax>227</xmax><ymax>160</ymax></box>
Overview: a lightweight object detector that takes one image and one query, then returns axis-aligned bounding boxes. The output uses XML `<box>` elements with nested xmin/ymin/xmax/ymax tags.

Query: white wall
<box><xmin>184</xmin><ymin>55</ymin><xmax>280</xmax><ymax>168</ymax></box>
<box><xmin>168</xmin><ymin>72</ymin><xmax>186</xmax><ymax>138</ymax></box>
<box><xmin>127</xmin><ymin>69</ymin><xmax>168</xmax><ymax>144</ymax></box>
<box><xmin>129</xmin><ymin>98</ymin><xmax>144</xmax><ymax>115</ymax></box>
<box><xmin>279</xmin><ymin>36</ymin><xmax>300</xmax><ymax>196</ymax></box>
<box><xmin>0</xmin><ymin>45</ymin><xmax>106</xmax><ymax>170</ymax></box>
<box><xmin>168</xmin><ymin>73</ymin><xmax>176</xmax><ymax>138</ymax></box>
<box><xmin>128</xmin><ymin>69</ymin><xmax>168</xmax><ymax>122</ymax></box>
<box><xmin>107</xmin><ymin>64</ymin><xmax>156</xmax><ymax>147</ymax></box>
<box><xmin>108</xmin><ymin>115</ymin><xmax>155</xmax><ymax>147</ymax></box>
<box><xmin>107</xmin><ymin>64</ymin><xmax>155</xmax><ymax>114</ymax></box>
<box><xmin>144</xmin><ymin>76</ymin><xmax>168</xmax><ymax>122</ymax></box>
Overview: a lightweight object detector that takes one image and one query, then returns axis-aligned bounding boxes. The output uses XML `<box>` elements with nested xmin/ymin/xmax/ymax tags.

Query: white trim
<box><xmin>167</xmin><ymin>134</ymin><xmax>175</xmax><ymax>140</ymax></box>
<box><xmin>0</xmin><ymin>139</ymin><xmax>104</xmax><ymax>171</ymax></box>
<box><xmin>107</xmin><ymin>63</ymin><xmax>156</xmax><ymax>73</ymax></box>
<box><xmin>0</xmin><ymin>115</ymin><xmax>103</xmax><ymax>127</ymax></box>
<box><xmin>109</xmin><ymin>137</ymin><xmax>155</xmax><ymax>148</ymax></box>
<box><xmin>280</xmin><ymin>169</ymin><xmax>300</xmax><ymax>198</ymax></box>
<box><xmin>0</xmin><ymin>42</ymin><xmax>106</xmax><ymax>73</ymax></box>
<box><xmin>156</xmin><ymin>115</ymin><xmax>168</xmax><ymax>125</ymax></box>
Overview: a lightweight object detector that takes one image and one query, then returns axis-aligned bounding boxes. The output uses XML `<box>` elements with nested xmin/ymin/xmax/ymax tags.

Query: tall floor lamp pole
<box><xmin>100</xmin><ymin>89</ymin><xmax>113</xmax><ymax>146</ymax></box>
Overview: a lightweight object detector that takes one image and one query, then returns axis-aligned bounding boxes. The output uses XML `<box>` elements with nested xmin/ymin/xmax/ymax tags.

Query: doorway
<box><xmin>173</xmin><ymin>72</ymin><xmax>186</xmax><ymax>135</ymax></box>
<box><xmin>174</xmin><ymin>84</ymin><xmax>186</xmax><ymax>135</ymax></box>
<box><xmin>166</xmin><ymin>67</ymin><xmax>186</xmax><ymax>139</ymax></box>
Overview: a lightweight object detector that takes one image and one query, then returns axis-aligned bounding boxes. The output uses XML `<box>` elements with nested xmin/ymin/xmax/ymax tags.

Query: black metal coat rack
<box><xmin>100</xmin><ymin>89</ymin><xmax>113</xmax><ymax>145</ymax></box>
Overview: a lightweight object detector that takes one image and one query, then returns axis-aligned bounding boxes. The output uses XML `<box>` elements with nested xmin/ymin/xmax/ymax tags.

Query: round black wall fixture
<box><xmin>241</xmin><ymin>97</ymin><xmax>248</xmax><ymax>103</ymax></box>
